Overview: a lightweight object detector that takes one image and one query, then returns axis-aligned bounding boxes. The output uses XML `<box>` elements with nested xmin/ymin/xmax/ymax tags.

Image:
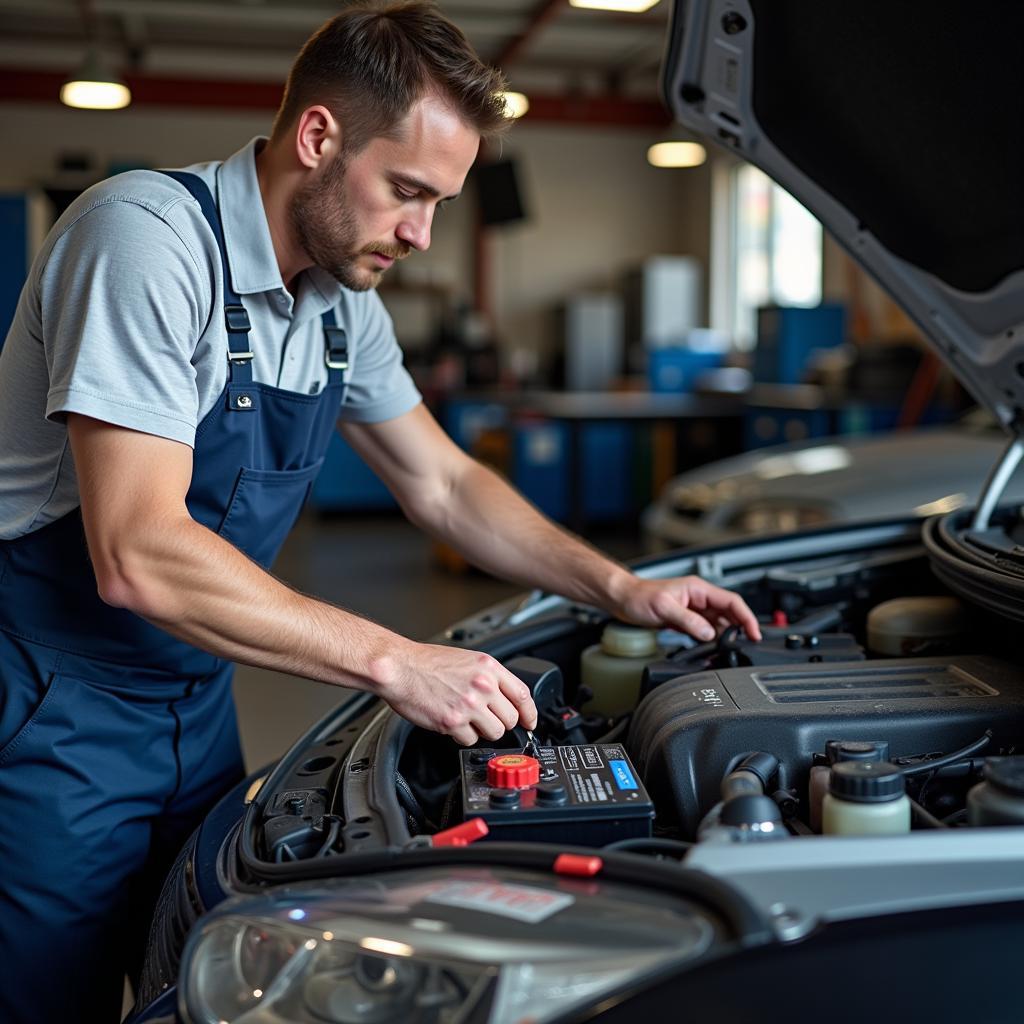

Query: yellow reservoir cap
<box><xmin>600</xmin><ymin>623</ymin><xmax>659</xmax><ymax>658</ymax></box>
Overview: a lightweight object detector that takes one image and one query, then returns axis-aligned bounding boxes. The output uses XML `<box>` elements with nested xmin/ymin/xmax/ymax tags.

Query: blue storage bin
<box><xmin>582</xmin><ymin>423</ymin><xmax>631</xmax><ymax>521</ymax></box>
<box><xmin>512</xmin><ymin>420</ymin><xmax>635</xmax><ymax>524</ymax></box>
<box><xmin>647</xmin><ymin>348</ymin><xmax>724</xmax><ymax>393</ymax></box>
<box><xmin>754</xmin><ymin>304</ymin><xmax>847</xmax><ymax>384</ymax></box>
<box><xmin>512</xmin><ymin>421</ymin><xmax>569</xmax><ymax>522</ymax></box>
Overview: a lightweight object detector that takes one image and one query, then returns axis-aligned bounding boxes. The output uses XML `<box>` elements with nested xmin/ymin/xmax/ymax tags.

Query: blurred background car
<box><xmin>642</xmin><ymin>410</ymin><xmax>1024</xmax><ymax>551</ymax></box>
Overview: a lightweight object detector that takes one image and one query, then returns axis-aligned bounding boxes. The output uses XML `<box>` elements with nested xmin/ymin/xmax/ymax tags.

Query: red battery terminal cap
<box><xmin>487</xmin><ymin>753</ymin><xmax>541</xmax><ymax>789</ymax></box>
<box><xmin>432</xmin><ymin>818</ymin><xmax>489</xmax><ymax>847</ymax></box>
<box><xmin>554</xmin><ymin>853</ymin><xmax>604</xmax><ymax>877</ymax></box>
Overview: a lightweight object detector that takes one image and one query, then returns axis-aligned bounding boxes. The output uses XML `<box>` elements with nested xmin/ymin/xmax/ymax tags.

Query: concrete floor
<box><xmin>232</xmin><ymin>510</ymin><xmax>641</xmax><ymax>770</ymax></box>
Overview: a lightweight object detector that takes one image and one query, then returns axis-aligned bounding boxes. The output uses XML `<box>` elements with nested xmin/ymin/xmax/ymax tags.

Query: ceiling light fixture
<box><xmin>499</xmin><ymin>91</ymin><xmax>530</xmax><ymax>119</ymax></box>
<box><xmin>569</xmin><ymin>0</ymin><xmax>662</xmax><ymax>12</ymax></box>
<box><xmin>647</xmin><ymin>141</ymin><xmax>707</xmax><ymax>168</ymax></box>
<box><xmin>60</xmin><ymin>48</ymin><xmax>131</xmax><ymax>110</ymax></box>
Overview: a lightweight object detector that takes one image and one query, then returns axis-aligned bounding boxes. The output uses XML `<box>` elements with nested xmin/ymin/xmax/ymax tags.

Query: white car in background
<box><xmin>643</xmin><ymin>412</ymin><xmax>1023</xmax><ymax>550</ymax></box>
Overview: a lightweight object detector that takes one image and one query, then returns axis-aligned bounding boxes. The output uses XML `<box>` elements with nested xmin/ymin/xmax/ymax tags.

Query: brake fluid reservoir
<box><xmin>822</xmin><ymin>761</ymin><xmax>910</xmax><ymax>836</ymax></box>
<box><xmin>580</xmin><ymin>623</ymin><xmax>662</xmax><ymax>718</ymax></box>
<box><xmin>809</xmin><ymin>739</ymin><xmax>891</xmax><ymax>833</ymax></box>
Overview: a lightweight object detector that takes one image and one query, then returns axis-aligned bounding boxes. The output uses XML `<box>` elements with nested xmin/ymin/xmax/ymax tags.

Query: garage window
<box><xmin>711</xmin><ymin>162</ymin><xmax>823</xmax><ymax>349</ymax></box>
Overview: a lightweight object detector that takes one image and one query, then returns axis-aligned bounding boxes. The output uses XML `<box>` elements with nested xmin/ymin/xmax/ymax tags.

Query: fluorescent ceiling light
<box><xmin>499</xmin><ymin>91</ymin><xmax>529</xmax><ymax>119</ymax></box>
<box><xmin>647</xmin><ymin>141</ymin><xmax>707</xmax><ymax>168</ymax></box>
<box><xmin>570</xmin><ymin>0</ymin><xmax>661</xmax><ymax>12</ymax></box>
<box><xmin>60</xmin><ymin>49</ymin><xmax>131</xmax><ymax>110</ymax></box>
<box><xmin>60</xmin><ymin>80</ymin><xmax>131</xmax><ymax>110</ymax></box>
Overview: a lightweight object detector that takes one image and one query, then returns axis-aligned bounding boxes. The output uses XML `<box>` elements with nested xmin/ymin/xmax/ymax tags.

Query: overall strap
<box><xmin>159</xmin><ymin>169</ymin><xmax>254</xmax><ymax>385</ymax></box>
<box><xmin>321</xmin><ymin>307</ymin><xmax>348</xmax><ymax>388</ymax></box>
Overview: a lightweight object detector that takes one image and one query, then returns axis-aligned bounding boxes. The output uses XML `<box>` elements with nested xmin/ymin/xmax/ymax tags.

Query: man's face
<box><xmin>291</xmin><ymin>92</ymin><xmax>480</xmax><ymax>291</ymax></box>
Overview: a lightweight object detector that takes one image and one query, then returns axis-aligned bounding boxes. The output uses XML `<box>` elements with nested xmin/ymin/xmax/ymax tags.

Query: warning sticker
<box><xmin>424</xmin><ymin>881</ymin><xmax>575</xmax><ymax>923</ymax></box>
<box><xmin>558</xmin><ymin>747</ymin><xmax>580</xmax><ymax>772</ymax></box>
<box><xmin>581</xmin><ymin>746</ymin><xmax>604</xmax><ymax>769</ymax></box>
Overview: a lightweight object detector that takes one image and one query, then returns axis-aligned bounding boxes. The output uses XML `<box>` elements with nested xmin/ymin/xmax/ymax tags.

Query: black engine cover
<box><xmin>628</xmin><ymin>655</ymin><xmax>1024</xmax><ymax>837</ymax></box>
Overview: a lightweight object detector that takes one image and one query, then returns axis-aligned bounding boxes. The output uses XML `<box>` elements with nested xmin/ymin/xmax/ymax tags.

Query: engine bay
<box><xmin>243</xmin><ymin>523</ymin><xmax>1024</xmax><ymax>873</ymax></box>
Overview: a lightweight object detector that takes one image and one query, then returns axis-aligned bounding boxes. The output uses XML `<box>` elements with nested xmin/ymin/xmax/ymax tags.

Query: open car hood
<box><xmin>663</xmin><ymin>1</ymin><xmax>1024</xmax><ymax>449</ymax></box>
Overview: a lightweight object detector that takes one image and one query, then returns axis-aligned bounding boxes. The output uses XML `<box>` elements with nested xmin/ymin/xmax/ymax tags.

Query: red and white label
<box><xmin>424</xmin><ymin>881</ymin><xmax>575</xmax><ymax>923</ymax></box>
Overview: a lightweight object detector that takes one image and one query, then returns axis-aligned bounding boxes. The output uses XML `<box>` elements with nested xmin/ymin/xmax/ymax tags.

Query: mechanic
<box><xmin>0</xmin><ymin>1</ymin><xmax>760</xmax><ymax>1020</ymax></box>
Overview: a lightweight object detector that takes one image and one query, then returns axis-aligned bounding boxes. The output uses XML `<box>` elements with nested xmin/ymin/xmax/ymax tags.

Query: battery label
<box><xmin>569</xmin><ymin>770</ymin><xmax>606</xmax><ymax>802</ymax></box>
<box><xmin>425</xmin><ymin>881</ymin><xmax>574</xmax><ymax>923</ymax></box>
<box><xmin>609</xmin><ymin>759</ymin><xmax>638</xmax><ymax>790</ymax></box>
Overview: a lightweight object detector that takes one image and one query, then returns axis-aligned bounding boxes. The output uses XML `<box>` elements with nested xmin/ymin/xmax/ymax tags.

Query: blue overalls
<box><xmin>0</xmin><ymin>171</ymin><xmax>348</xmax><ymax>1022</ymax></box>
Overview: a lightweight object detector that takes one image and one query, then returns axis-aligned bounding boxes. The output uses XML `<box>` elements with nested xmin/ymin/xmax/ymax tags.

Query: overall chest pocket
<box><xmin>217</xmin><ymin>458</ymin><xmax>324</xmax><ymax>568</ymax></box>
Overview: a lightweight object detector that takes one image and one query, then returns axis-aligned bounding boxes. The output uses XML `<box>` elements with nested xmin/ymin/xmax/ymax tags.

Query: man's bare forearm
<box><xmin>426</xmin><ymin>460</ymin><xmax>634</xmax><ymax>608</ymax></box>
<box><xmin>101</xmin><ymin>510</ymin><xmax>405</xmax><ymax>691</ymax></box>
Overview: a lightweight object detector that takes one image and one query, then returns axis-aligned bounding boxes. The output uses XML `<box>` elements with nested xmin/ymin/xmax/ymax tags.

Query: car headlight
<box><xmin>186</xmin><ymin>919</ymin><xmax>479</xmax><ymax>1023</ymax></box>
<box><xmin>180</xmin><ymin>869</ymin><xmax>717</xmax><ymax>1024</ymax></box>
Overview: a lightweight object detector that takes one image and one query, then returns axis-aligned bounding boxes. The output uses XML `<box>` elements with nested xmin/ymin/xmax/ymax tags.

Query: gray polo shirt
<box><xmin>0</xmin><ymin>137</ymin><xmax>421</xmax><ymax>540</ymax></box>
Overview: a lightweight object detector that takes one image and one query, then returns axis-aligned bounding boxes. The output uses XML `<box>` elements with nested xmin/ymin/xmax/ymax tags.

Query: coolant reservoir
<box><xmin>580</xmin><ymin>623</ymin><xmax>662</xmax><ymax>718</ymax></box>
<box><xmin>967</xmin><ymin>758</ymin><xmax>1024</xmax><ymax>826</ymax></box>
<box><xmin>866</xmin><ymin>596</ymin><xmax>968</xmax><ymax>656</ymax></box>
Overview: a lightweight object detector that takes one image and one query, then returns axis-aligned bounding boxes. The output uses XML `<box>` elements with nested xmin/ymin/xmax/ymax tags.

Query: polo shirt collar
<box><xmin>217</xmin><ymin>137</ymin><xmax>344</xmax><ymax>314</ymax></box>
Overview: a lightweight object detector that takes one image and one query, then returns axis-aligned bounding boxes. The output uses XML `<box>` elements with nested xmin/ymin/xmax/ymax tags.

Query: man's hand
<box><xmin>611</xmin><ymin>575</ymin><xmax>762</xmax><ymax>643</ymax></box>
<box><xmin>371</xmin><ymin>640</ymin><xmax>539</xmax><ymax>746</ymax></box>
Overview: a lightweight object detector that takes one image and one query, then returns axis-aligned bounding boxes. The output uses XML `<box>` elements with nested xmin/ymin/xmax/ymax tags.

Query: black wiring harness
<box><xmin>924</xmin><ymin>510</ymin><xmax>1024</xmax><ymax>622</ymax></box>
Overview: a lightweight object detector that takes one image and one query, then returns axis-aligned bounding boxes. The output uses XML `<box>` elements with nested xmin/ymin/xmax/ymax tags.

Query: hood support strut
<box><xmin>972</xmin><ymin>435</ymin><xmax>1024</xmax><ymax>531</ymax></box>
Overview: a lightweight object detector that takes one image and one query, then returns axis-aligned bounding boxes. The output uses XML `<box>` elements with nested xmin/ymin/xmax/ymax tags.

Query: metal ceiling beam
<box><xmin>493</xmin><ymin>0</ymin><xmax>567</xmax><ymax>70</ymax></box>
<box><xmin>0</xmin><ymin>66</ymin><xmax>671</xmax><ymax>126</ymax></box>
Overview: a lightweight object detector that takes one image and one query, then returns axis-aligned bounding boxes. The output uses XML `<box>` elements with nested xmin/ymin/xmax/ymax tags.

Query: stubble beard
<box><xmin>290</xmin><ymin>153</ymin><xmax>379</xmax><ymax>292</ymax></box>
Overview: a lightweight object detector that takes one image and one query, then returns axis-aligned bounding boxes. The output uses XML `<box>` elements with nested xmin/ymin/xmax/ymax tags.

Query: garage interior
<box><xmin>0</xmin><ymin>0</ymin><xmax>969</xmax><ymax>774</ymax></box>
<box><xmin>10</xmin><ymin>5</ymin><xmax>1024</xmax><ymax>1024</ymax></box>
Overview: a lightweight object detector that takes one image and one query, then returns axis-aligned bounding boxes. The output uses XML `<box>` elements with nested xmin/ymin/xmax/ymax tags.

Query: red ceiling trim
<box><xmin>0</xmin><ymin>67</ymin><xmax>671</xmax><ymax>127</ymax></box>
<box><xmin>0</xmin><ymin>68</ymin><xmax>284</xmax><ymax>110</ymax></box>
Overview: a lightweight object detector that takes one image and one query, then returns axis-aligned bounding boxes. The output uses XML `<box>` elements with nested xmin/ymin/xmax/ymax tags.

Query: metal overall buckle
<box><xmin>324</xmin><ymin>325</ymin><xmax>349</xmax><ymax>371</ymax></box>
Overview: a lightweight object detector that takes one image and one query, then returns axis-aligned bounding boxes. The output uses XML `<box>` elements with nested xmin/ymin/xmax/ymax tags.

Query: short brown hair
<box><xmin>272</xmin><ymin>0</ymin><xmax>510</xmax><ymax>152</ymax></box>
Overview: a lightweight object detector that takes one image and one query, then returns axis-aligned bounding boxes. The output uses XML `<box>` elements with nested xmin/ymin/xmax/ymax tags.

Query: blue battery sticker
<box><xmin>609</xmin><ymin>760</ymin><xmax>637</xmax><ymax>790</ymax></box>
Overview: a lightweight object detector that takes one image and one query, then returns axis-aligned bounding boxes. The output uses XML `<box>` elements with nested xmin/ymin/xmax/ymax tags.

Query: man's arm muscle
<box><xmin>68</xmin><ymin>413</ymin><xmax>536</xmax><ymax>743</ymax></box>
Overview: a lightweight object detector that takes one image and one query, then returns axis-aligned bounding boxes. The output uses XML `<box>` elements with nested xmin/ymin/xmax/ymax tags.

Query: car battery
<box><xmin>459</xmin><ymin>745</ymin><xmax>654</xmax><ymax>846</ymax></box>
